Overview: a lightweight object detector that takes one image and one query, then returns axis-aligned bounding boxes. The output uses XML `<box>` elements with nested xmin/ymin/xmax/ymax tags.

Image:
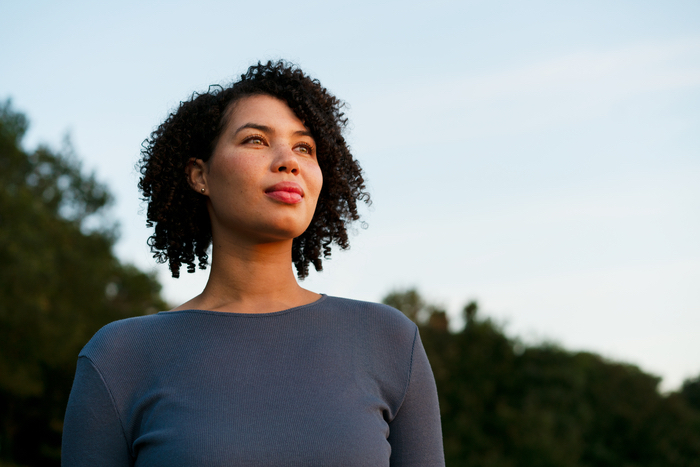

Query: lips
<box><xmin>264</xmin><ymin>181</ymin><xmax>304</xmax><ymax>204</ymax></box>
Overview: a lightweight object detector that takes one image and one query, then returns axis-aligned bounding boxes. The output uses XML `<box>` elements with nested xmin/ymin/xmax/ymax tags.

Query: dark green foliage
<box><xmin>0</xmin><ymin>101</ymin><xmax>167</xmax><ymax>466</ymax></box>
<box><xmin>384</xmin><ymin>288</ymin><xmax>700</xmax><ymax>467</ymax></box>
<box><xmin>681</xmin><ymin>376</ymin><xmax>700</xmax><ymax>412</ymax></box>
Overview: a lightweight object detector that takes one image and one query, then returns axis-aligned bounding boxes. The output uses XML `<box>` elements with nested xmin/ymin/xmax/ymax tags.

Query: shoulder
<box><xmin>323</xmin><ymin>296</ymin><xmax>417</xmax><ymax>336</ymax></box>
<box><xmin>322</xmin><ymin>295</ymin><xmax>412</xmax><ymax>323</ymax></box>
<box><xmin>79</xmin><ymin>313</ymin><xmax>175</xmax><ymax>364</ymax></box>
<box><xmin>322</xmin><ymin>296</ymin><xmax>419</xmax><ymax>362</ymax></box>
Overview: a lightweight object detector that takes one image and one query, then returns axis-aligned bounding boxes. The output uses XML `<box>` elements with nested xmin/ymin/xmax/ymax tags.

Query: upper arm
<box><xmin>388</xmin><ymin>332</ymin><xmax>445</xmax><ymax>467</ymax></box>
<box><xmin>62</xmin><ymin>356</ymin><xmax>133</xmax><ymax>467</ymax></box>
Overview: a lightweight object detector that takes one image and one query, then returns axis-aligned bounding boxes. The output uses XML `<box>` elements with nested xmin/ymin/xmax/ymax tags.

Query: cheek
<box><xmin>307</xmin><ymin>163</ymin><xmax>324</xmax><ymax>199</ymax></box>
<box><xmin>208</xmin><ymin>155</ymin><xmax>255</xmax><ymax>192</ymax></box>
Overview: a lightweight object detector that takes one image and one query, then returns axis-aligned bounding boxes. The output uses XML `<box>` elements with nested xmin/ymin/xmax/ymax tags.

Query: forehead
<box><xmin>222</xmin><ymin>94</ymin><xmax>308</xmax><ymax>133</ymax></box>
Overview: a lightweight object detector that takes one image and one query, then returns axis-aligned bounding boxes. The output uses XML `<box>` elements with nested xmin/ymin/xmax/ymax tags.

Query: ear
<box><xmin>185</xmin><ymin>158</ymin><xmax>208</xmax><ymax>195</ymax></box>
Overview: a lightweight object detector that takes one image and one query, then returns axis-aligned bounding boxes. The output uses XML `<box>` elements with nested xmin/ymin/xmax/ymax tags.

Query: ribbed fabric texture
<box><xmin>62</xmin><ymin>295</ymin><xmax>445</xmax><ymax>466</ymax></box>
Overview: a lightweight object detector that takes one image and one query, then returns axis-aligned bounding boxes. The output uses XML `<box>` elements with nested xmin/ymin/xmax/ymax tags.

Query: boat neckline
<box><xmin>157</xmin><ymin>294</ymin><xmax>328</xmax><ymax>317</ymax></box>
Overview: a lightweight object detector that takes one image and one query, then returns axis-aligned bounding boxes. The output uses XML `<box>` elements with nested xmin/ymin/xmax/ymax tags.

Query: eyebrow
<box><xmin>234</xmin><ymin>123</ymin><xmax>314</xmax><ymax>139</ymax></box>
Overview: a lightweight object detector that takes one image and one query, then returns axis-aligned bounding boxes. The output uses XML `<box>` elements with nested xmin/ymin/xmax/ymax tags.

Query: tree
<box><xmin>0</xmin><ymin>100</ymin><xmax>167</xmax><ymax>466</ymax></box>
<box><xmin>383</xmin><ymin>288</ymin><xmax>700</xmax><ymax>467</ymax></box>
<box><xmin>681</xmin><ymin>375</ymin><xmax>700</xmax><ymax>412</ymax></box>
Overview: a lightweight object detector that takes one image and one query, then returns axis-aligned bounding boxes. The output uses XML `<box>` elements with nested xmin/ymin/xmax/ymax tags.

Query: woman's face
<box><xmin>194</xmin><ymin>94</ymin><xmax>323</xmax><ymax>245</ymax></box>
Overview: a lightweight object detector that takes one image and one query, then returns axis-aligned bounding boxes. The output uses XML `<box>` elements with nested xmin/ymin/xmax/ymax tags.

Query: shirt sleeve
<box><xmin>62</xmin><ymin>356</ymin><xmax>133</xmax><ymax>467</ymax></box>
<box><xmin>388</xmin><ymin>330</ymin><xmax>446</xmax><ymax>466</ymax></box>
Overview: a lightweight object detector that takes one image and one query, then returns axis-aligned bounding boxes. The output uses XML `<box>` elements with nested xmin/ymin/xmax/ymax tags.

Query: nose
<box><xmin>272</xmin><ymin>145</ymin><xmax>300</xmax><ymax>175</ymax></box>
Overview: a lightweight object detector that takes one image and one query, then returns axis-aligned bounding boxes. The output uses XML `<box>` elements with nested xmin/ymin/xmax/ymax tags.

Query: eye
<box><xmin>243</xmin><ymin>134</ymin><xmax>267</xmax><ymax>146</ymax></box>
<box><xmin>295</xmin><ymin>142</ymin><xmax>314</xmax><ymax>155</ymax></box>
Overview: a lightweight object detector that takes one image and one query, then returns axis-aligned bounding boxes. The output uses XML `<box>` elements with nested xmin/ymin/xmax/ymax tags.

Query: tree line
<box><xmin>383</xmin><ymin>289</ymin><xmax>700</xmax><ymax>466</ymax></box>
<box><xmin>1</xmin><ymin>102</ymin><xmax>699</xmax><ymax>465</ymax></box>
<box><xmin>0</xmin><ymin>101</ymin><xmax>166</xmax><ymax>466</ymax></box>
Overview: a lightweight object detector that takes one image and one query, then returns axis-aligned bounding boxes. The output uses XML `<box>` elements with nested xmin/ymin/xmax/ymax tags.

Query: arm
<box><xmin>388</xmin><ymin>331</ymin><xmax>445</xmax><ymax>466</ymax></box>
<box><xmin>62</xmin><ymin>356</ymin><xmax>133</xmax><ymax>466</ymax></box>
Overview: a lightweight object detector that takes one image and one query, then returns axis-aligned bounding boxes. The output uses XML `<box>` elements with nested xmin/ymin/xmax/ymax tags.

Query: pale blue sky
<box><xmin>2</xmin><ymin>0</ymin><xmax>699</xmax><ymax>390</ymax></box>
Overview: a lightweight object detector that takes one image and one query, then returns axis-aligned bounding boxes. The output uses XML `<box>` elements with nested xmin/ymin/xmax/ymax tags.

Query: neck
<box><xmin>173</xmin><ymin>235</ymin><xmax>319</xmax><ymax>314</ymax></box>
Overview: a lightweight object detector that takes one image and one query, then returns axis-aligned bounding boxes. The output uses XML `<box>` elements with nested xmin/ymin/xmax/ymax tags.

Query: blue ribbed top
<box><xmin>62</xmin><ymin>295</ymin><xmax>444</xmax><ymax>466</ymax></box>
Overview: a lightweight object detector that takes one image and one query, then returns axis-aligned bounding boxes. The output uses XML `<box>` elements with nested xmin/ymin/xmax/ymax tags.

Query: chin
<box><xmin>257</xmin><ymin>223</ymin><xmax>311</xmax><ymax>243</ymax></box>
<box><xmin>265</xmin><ymin>215</ymin><xmax>313</xmax><ymax>239</ymax></box>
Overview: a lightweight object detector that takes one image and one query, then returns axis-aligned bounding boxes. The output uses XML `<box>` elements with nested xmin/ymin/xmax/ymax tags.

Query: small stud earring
<box><xmin>200</xmin><ymin>188</ymin><xmax>205</xmax><ymax>193</ymax></box>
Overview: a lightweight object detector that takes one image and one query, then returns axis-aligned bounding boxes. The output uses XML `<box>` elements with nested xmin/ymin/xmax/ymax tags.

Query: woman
<box><xmin>62</xmin><ymin>61</ymin><xmax>444</xmax><ymax>466</ymax></box>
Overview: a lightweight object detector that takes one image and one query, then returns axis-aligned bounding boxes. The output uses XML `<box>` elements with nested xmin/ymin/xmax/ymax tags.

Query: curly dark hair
<box><xmin>138</xmin><ymin>60</ymin><xmax>369</xmax><ymax>279</ymax></box>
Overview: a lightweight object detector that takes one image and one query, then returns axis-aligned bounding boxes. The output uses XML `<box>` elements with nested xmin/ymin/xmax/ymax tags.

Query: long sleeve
<box><xmin>62</xmin><ymin>356</ymin><xmax>133</xmax><ymax>467</ymax></box>
<box><xmin>388</xmin><ymin>331</ymin><xmax>445</xmax><ymax>466</ymax></box>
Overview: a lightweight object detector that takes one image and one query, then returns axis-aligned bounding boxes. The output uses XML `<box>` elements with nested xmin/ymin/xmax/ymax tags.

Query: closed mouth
<box><xmin>264</xmin><ymin>182</ymin><xmax>304</xmax><ymax>196</ymax></box>
<box><xmin>264</xmin><ymin>182</ymin><xmax>304</xmax><ymax>204</ymax></box>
